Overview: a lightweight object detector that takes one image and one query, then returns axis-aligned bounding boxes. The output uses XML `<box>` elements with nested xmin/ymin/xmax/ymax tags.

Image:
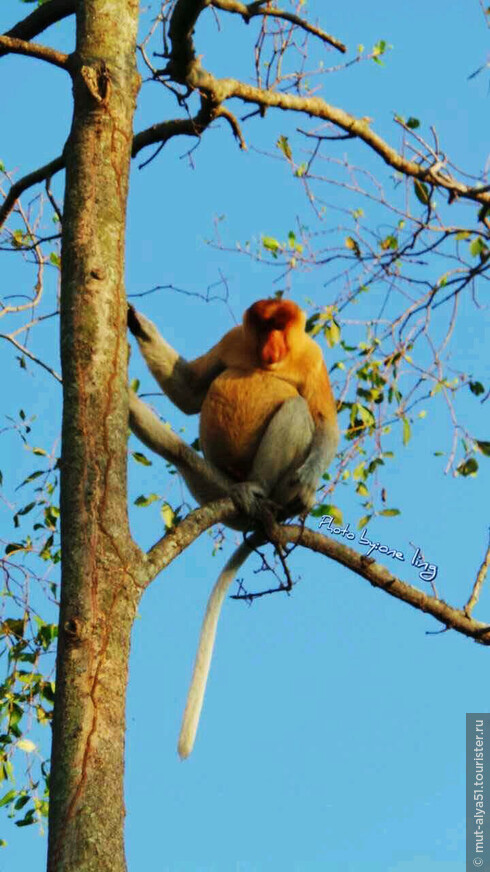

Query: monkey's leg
<box><xmin>232</xmin><ymin>396</ymin><xmax>316</xmax><ymax>516</ymax></box>
<box><xmin>129</xmin><ymin>392</ymin><xmax>233</xmax><ymax>505</ymax></box>
<box><xmin>254</xmin><ymin>396</ymin><xmax>338</xmax><ymax>514</ymax></box>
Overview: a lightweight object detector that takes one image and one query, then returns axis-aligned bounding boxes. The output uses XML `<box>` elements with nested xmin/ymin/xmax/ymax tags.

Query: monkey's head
<box><xmin>244</xmin><ymin>299</ymin><xmax>306</xmax><ymax>366</ymax></box>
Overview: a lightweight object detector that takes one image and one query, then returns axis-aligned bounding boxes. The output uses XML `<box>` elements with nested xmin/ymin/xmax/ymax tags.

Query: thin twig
<box><xmin>465</xmin><ymin>532</ymin><xmax>490</xmax><ymax>616</ymax></box>
<box><xmin>0</xmin><ymin>155</ymin><xmax>65</xmax><ymax>230</ymax></box>
<box><xmin>0</xmin><ymin>333</ymin><xmax>62</xmax><ymax>382</ymax></box>
<box><xmin>210</xmin><ymin>0</ymin><xmax>347</xmax><ymax>53</ymax></box>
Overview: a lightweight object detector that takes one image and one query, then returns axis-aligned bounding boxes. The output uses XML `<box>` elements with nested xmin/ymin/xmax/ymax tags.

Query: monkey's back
<box><xmin>199</xmin><ymin>368</ymin><xmax>299</xmax><ymax>480</ymax></box>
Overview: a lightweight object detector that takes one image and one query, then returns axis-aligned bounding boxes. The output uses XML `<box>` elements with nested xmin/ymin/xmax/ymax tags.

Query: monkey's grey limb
<box><xmin>128</xmin><ymin>306</ymin><xmax>223</xmax><ymax>413</ymax></box>
<box><xmin>129</xmin><ymin>391</ymin><xmax>232</xmax><ymax>504</ymax></box>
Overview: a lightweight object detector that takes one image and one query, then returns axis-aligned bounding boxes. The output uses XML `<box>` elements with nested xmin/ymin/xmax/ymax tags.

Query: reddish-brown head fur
<box><xmin>244</xmin><ymin>299</ymin><xmax>304</xmax><ymax>365</ymax></box>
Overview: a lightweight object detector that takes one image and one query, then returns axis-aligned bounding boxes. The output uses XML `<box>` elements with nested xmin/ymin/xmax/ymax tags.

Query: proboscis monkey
<box><xmin>128</xmin><ymin>299</ymin><xmax>339</xmax><ymax>758</ymax></box>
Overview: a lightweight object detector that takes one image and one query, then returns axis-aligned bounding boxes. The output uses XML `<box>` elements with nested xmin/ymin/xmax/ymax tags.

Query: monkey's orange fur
<box><xmin>187</xmin><ymin>299</ymin><xmax>337</xmax><ymax>480</ymax></box>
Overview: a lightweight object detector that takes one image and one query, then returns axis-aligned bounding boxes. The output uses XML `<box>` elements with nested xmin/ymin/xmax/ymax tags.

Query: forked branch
<box><xmin>164</xmin><ymin>0</ymin><xmax>489</xmax><ymax>208</ymax></box>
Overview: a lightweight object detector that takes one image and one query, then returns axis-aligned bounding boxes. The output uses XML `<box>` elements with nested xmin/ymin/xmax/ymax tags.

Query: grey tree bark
<box><xmin>47</xmin><ymin>2</ymin><xmax>142</xmax><ymax>870</ymax></box>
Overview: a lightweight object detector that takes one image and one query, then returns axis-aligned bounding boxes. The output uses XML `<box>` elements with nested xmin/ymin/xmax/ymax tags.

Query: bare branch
<box><xmin>0</xmin><ymin>155</ymin><xmax>64</xmax><ymax>230</ymax></box>
<box><xmin>144</xmin><ymin>498</ymin><xmax>237</xmax><ymax>583</ymax></box>
<box><xmin>132</xmin><ymin>115</ymin><xmax>206</xmax><ymax>158</ymax></box>
<box><xmin>0</xmin><ymin>333</ymin><xmax>62</xmax><ymax>382</ymax></box>
<box><xmin>280</xmin><ymin>524</ymin><xmax>490</xmax><ymax>646</ymax></box>
<box><xmin>132</xmin><ymin>92</ymin><xmax>240</xmax><ymax>160</ymax></box>
<box><xmin>210</xmin><ymin>0</ymin><xmax>346</xmax><ymax>53</ymax></box>
<box><xmin>0</xmin><ymin>0</ymin><xmax>76</xmax><ymax>56</ymax></box>
<box><xmin>2</xmin><ymin>101</ymin><xmax>221</xmax><ymax>219</ymax></box>
<box><xmin>0</xmin><ymin>35</ymin><xmax>70</xmax><ymax>70</ymax></box>
<box><xmin>215</xmin><ymin>106</ymin><xmax>247</xmax><ymax>149</ymax></box>
<box><xmin>187</xmin><ymin>68</ymin><xmax>490</xmax><ymax>207</ymax></box>
<box><xmin>465</xmin><ymin>532</ymin><xmax>490</xmax><ymax>616</ymax></box>
<box><xmin>141</xmin><ymin>497</ymin><xmax>490</xmax><ymax>646</ymax></box>
<box><xmin>164</xmin><ymin>3</ymin><xmax>489</xmax><ymax>207</ymax></box>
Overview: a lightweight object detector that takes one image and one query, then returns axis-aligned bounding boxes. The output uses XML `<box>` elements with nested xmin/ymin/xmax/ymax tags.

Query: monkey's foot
<box><xmin>230</xmin><ymin>481</ymin><xmax>268</xmax><ymax>518</ymax></box>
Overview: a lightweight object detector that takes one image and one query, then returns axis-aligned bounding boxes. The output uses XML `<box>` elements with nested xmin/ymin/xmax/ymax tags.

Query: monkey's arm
<box><xmin>128</xmin><ymin>391</ymin><xmax>234</xmax><ymax>505</ymax></box>
<box><xmin>128</xmin><ymin>306</ymin><xmax>228</xmax><ymax>414</ymax></box>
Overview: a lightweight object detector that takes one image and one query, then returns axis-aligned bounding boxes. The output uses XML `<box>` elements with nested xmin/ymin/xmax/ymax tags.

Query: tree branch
<box><xmin>278</xmin><ymin>524</ymin><xmax>490</xmax><ymax>646</ymax></box>
<box><xmin>165</xmin><ymin>1</ymin><xmax>489</xmax><ymax>207</ymax></box>
<box><xmin>465</xmin><ymin>533</ymin><xmax>490</xmax><ymax>616</ymax></box>
<box><xmin>186</xmin><ymin>67</ymin><xmax>490</xmax><ymax>207</ymax></box>
<box><xmin>141</xmin><ymin>499</ymin><xmax>490</xmax><ymax>646</ymax></box>
<box><xmin>144</xmin><ymin>498</ymin><xmax>237</xmax><ymax>584</ymax></box>
<box><xmin>2</xmin><ymin>100</ymin><xmax>217</xmax><ymax>223</ymax></box>
<box><xmin>210</xmin><ymin>0</ymin><xmax>347</xmax><ymax>53</ymax></box>
<box><xmin>0</xmin><ymin>35</ymin><xmax>70</xmax><ymax>70</ymax></box>
<box><xmin>132</xmin><ymin>97</ymin><xmax>217</xmax><ymax>158</ymax></box>
<box><xmin>0</xmin><ymin>155</ymin><xmax>65</xmax><ymax>230</ymax></box>
<box><xmin>0</xmin><ymin>333</ymin><xmax>62</xmax><ymax>382</ymax></box>
<box><xmin>0</xmin><ymin>0</ymin><xmax>76</xmax><ymax>57</ymax></box>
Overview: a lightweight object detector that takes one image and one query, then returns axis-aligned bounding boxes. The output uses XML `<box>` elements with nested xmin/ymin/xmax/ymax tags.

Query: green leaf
<box><xmin>2</xmin><ymin>617</ymin><xmax>26</xmax><ymax>638</ymax></box>
<box><xmin>457</xmin><ymin>458</ymin><xmax>478</xmax><ymax>477</ymax></box>
<box><xmin>469</xmin><ymin>381</ymin><xmax>485</xmax><ymax>396</ymax></box>
<box><xmin>324</xmin><ymin>320</ymin><xmax>341</xmax><ymax>348</ymax></box>
<box><xmin>14</xmin><ymin>794</ymin><xmax>30</xmax><ymax>811</ymax></box>
<box><xmin>414</xmin><ymin>180</ymin><xmax>430</xmax><ymax>205</ymax></box>
<box><xmin>134</xmin><ymin>493</ymin><xmax>159</xmax><ymax>508</ymax></box>
<box><xmin>16</xmin><ymin>502</ymin><xmax>36</xmax><ymax>518</ymax></box>
<box><xmin>0</xmin><ymin>790</ymin><xmax>16</xmax><ymax>808</ymax></box>
<box><xmin>402</xmin><ymin>417</ymin><xmax>411</xmax><ymax>446</ymax></box>
<box><xmin>379</xmin><ymin>508</ymin><xmax>400</xmax><ymax>517</ymax></box>
<box><xmin>380</xmin><ymin>234</ymin><xmax>398</xmax><ymax>251</ymax></box>
<box><xmin>406</xmin><ymin>117</ymin><xmax>420</xmax><ymax>129</ymax></box>
<box><xmin>17</xmin><ymin>470</ymin><xmax>44</xmax><ymax>488</ymax></box>
<box><xmin>131</xmin><ymin>451</ymin><xmax>152</xmax><ymax>466</ymax></box>
<box><xmin>470</xmin><ymin>237</ymin><xmax>485</xmax><ymax>257</ymax></box>
<box><xmin>5</xmin><ymin>542</ymin><xmax>26</xmax><ymax>556</ymax></box>
<box><xmin>276</xmin><ymin>135</ymin><xmax>292</xmax><ymax>160</ymax></box>
<box><xmin>312</xmin><ymin>504</ymin><xmax>343</xmax><ymax>525</ymax></box>
<box><xmin>345</xmin><ymin>236</ymin><xmax>361</xmax><ymax>257</ymax></box>
<box><xmin>357</xmin><ymin>405</ymin><xmax>376</xmax><ymax>427</ymax></box>
<box><xmin>161</xmin><ymin>502</ymin><xmax>175</xmax><ymax>530</ymax></box>
<box><xmin>476</xmin><ymin>440</ymin><xmax>490</xmax><ymax>457</ymax></box>
<box><xmin>262</xmin><ymin>236</ymin><xmax>280</xmax><ymax>258</ymax></box>
<box><xmin>16</xmin><ymin>739</ymin><xmax>36</xmax><ymax>754</ymax></box>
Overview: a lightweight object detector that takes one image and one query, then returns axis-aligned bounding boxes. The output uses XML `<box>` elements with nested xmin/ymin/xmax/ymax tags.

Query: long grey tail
<box><xmin>178</xmin><ymin>532</ymin><xmax>262</xmax><ymax>759</ymax></box>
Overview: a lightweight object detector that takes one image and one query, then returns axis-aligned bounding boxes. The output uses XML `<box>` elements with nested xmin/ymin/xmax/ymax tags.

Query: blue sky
<box><xmin>0</xmin><ymin>1</ymin><xmax>489</xmax><ymax>870</ymax></box>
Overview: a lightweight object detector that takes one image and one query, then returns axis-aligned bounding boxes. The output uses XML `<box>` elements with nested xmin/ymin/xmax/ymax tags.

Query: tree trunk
<box><xmin>47</xmin><ymin>2</ymin><xmax>141</xmax><ymax>869</ymax></box>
